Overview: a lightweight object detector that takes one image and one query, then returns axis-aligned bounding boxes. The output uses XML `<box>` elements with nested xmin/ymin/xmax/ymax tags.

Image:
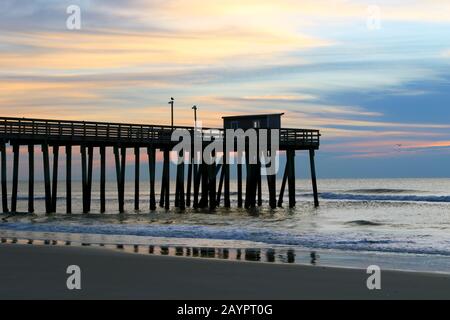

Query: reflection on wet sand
<box><xmin>0</xmin><ymin>237</ymin><xmax>321</xmax><ymax>266</ymax></box>
<box><xmin>310</xmin><ymin>251</ymin><xmax>319</xmax><ymax>265</ymax></box>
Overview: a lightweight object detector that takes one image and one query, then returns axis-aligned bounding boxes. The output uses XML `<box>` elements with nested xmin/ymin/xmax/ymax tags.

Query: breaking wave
<box><xmin>317</xmin><ymin>192</ymin><xmax>450</xmax><ymax>203</ymax></box>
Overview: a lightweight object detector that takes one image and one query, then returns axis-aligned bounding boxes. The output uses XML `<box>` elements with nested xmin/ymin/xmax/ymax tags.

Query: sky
<box><xmin>1</xmin><ymin>0</ymin><xmax>450</xmax><ymax>178</ymax></box>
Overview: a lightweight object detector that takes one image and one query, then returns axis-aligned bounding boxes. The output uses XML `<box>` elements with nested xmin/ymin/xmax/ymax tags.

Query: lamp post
<box><xmin>192</xmin><ymin>105</ymin><xmax>198</xmax><ymax>127</ymax></box>
<box><xmin>168</xmin><ymin>97</ymin><xmax>174</xmax><ymax>129</ymax></box>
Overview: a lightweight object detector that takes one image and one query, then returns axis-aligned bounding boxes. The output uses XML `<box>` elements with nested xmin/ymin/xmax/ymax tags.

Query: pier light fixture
<box><xmin>168</xmin><ymin>97</ymin><xmax>174</xmax><ymax>129</ymax></box>
<box><xmin>192</xmin><ymin>105</ymin><xmax>198</xmax><ymax>127</ymax></box>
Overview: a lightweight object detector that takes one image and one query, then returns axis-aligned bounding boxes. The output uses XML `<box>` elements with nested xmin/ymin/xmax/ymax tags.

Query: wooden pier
<box><xmin>0</xmin><ymin>116</ymin><xmax>320</xmax><ymax>214</ymax></box>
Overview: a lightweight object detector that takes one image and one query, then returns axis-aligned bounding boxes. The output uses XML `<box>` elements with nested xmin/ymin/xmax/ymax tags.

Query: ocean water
<box><xmin>1</xmin><ymin>178</ymin><xmax>450</xmax><ymax>273</ymax></box>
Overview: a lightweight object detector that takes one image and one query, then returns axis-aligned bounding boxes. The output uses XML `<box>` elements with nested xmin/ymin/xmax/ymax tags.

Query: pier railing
<box><xmin>0</xmin><ymin>117</ymin><xmax>320</xmax><ymax>149</ymax></box>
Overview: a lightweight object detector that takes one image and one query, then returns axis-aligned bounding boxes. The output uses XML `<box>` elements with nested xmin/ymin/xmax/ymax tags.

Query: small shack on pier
<box><xmin>223</xmin><ymin>113</ymin><xmax>284</xmax><ymax>130</ymax></box>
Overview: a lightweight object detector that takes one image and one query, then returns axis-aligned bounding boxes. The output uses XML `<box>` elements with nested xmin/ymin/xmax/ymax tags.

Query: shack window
<box><xmin>253</xmin><ymin>120</ymin><xmax>261</xmax><ymax>128</ymax></box>
<box><xmin>230</xmin><ymin>121</ymin><xmax>239</xmax><ymax>129</ymax></box>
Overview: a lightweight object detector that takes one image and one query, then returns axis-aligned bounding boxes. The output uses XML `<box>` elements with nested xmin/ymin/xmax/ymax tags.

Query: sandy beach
<box><xmin>0</xmin><ymin>243</ymin><xmax>449</xmax><ymax>300</ymax></box>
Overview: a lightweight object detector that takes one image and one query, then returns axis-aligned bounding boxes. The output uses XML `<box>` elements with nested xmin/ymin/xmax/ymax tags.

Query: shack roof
<box><xmin>222</xmin><ymin>113</ymin><xmax>285</xmax><ymax>119</ymax></box>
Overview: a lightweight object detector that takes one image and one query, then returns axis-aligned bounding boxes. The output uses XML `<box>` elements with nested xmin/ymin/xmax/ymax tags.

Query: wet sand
<box><xmin>0</xmin><ymin>243</ymin><xmax>449</xmax><ymax>300</ymax></box>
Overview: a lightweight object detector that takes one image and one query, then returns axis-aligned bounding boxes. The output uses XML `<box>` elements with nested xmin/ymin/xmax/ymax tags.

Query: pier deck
<box><xmin>0</xmin><ymin>117</ymin><xmax>319</xmax><ymax>149</ymax></box>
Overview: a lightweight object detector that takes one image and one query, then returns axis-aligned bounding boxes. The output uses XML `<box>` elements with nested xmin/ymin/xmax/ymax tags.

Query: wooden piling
<box><xmin>221</xmin><ymin>137</ymin><xmax>229</xmax><ymax>208</ymax></box>
<box><xmin>244</xmin><ymin>151</ymin><xmax>250</xmax><ymax>209</ymax></box>
<box><xmin>66</xmin><ymin>146</ymin><xmax>72</xmax><ymax>214</ymax></box>
<box><xmin>11</xmin><ymin>144</ymin><xmax>19</xmax><ymax>213</ymax></box>
<box><xmin>1</xmin><ymin>141</ymin><xmax>8</xmax><ymax>213</ymax></box>
<box><xmin>99</xmin><ymin>146</ymin><xmax>105</xmax><ymax>213</ymax></box>
<box><xmin>134</xmin><ymin>147</ymin><xmax>140</xmax><ymax>211</ymax></box>
<box><xmin>28</xmin><ymin>145</ymin><xmax>34</xmax><ymax>213</ymax></box>
<box><xmin>186</xmin><ymin>147</ymin><xmax>193</xmax><ymax>207</ymax></box>
<box><xmin>175</xmin><ymin>163</ymin><xmax>180</xmax><ymax>208</ymax></box>
<box><xmin>278</xmin><ymin>159</ymin><xmax>288</xmax><ymax>208</ymax></box>
<box><xmin>114</xmin><ymin>146</ymin><xmax>122</xmax><ymax>212</ymax></box>
<box><xmin>177</xmin><ymin>158</ymin><xmax>185</xmax><ymax>210</ymax></box>
<box><xmin>163</xmin><ymin>149</ymin><xmax>170</xmax><ymax>210</ymax></box>
<box><xmin>250</xmin><ymin>164</ymin><xmax>258</xmax><ymax>208</ymax></box>
<box><xmin>287</xmin><ymin>149</ymin><xmax>296</xmax><ymax>208</ymax></box>
<box><xmin>237</xmin><ymin>162</ymin><xmax>243</xmax><ymax>208</ymax></box>
<box><xmin>257</xmin><ymin>162</ymin><xmax>262</xmax><ymax>207</ymax></box>
<box><xmin>147</xmin><ymin>147</ymin><xmax>156</xmax><ymax>211</ymax></box>
<box><xmin>81</xmin><ymin>145</ymin><xmax>88</xmax><ymax>213</ymax></box>
<box><xmin>51</xmin><ymin>145</ymin><xmax>59</xmax><ymax>213</ymax></box>
<box><xmin>216</xmin><ymin>165</ymin><xmax>224</xmax><ymax>205</ymax></box>
<box><xmin>193</xmin><ymin>161</ymin><xmax>200</xmax><ymax>209</ymax></box>
<box><xmin>87</xmin><ymin>146</ymin><xmax>93</xmax><ymax>212</ymax></box>
<box><xmin>209</xmin><ymin>161</ymin><xmax>216</xmax><ymax>210</ymax></box>
<box><xmin>42</xmin><ymin>143</ymin><xmax>52</xmax><ymax>214</ymax></box>
<box><xmin>200</xmin><ymin>163</ymin><xmax>209</xmax><ymax>208</ymax></box>
<box><xmin>309</xmin><ymin>149</ymin><xmax>319</xmax><ymax>207</ymax></box>
<box><xmin>222</xmin><ymin>163</ymin><xmax>231</xmax><ymax>208</ymax></box>
<box><xmin>266</xmin><ymin>152</ymin><xmax>277</xmax><ymax>209</ymax></box>
<box><xmin>159</xmin><ymin>149</ymin><xmax>166</xmax><ymax>208</ymax></box>
<box><xmin>120</xmin><ymin>147</ymin><xmax>126</xmax><ymax>213</ymax></box>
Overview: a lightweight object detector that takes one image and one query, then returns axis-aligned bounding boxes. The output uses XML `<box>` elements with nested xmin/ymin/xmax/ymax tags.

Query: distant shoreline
<box><xmin>1</xmin><ymin>243</ymin><xmax>449</xmax><ymax>300</ymax></box>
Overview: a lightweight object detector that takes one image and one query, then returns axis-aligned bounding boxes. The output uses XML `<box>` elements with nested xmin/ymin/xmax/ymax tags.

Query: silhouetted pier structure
<box><xmin>0</xmin><ymin>116</ymin><xmax>320</xmax><ymax>214</ymax></box>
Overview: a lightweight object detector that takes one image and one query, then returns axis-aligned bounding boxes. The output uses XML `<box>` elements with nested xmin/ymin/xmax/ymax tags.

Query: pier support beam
<box><xmin>42</xmin><ymin>143</ymin><xmax>52</xmax><ymax>214</ymax></box>
<box><xmin>175</xmin><ymin>155</ymin><xmax>185</xmax><ymax>210</ymax></box>
<box><xmin>66</xmin><ymin>146</ymin><xmax>72</xmax><ymax>214</ymax></box>
<box><xmin>114</xmin><ymin>146</ymin><xmax>122</xmax><ymax>213</ymax></box>
<box><xmin>209</xmin><ymin>162</ymin><xmax>216</xmax><ymax>210</ymax></box>
<box><xmin>309</xmin><ymin>149</ymin><xmax>319</xmax><ymax>207</ymax></box>
<box><xmin>51</xmin><ymin>145</ymin><xmax>59</xmax><ymax>213</ymax></box>
<box><xmin>224</xmin><ymin>152</ymin><xmax>231</xmax><ymax>208</ymax></box>
<box><xmin>216</xmin><ymin>165</ymin><xmax>224</xmax><ymax>206</ymax></box>
<box><xmin>245</xmin><ymin>151</ymin><xmax>258</xmax><ymax>209</ymax></box>
<box><xmin>28</xmin><ymin>145</ymin><xmax>34</xmax><ymax>213</ymax></box>
<box><xmin>81</xmin><ymin>146</ymin><xmax>88</xmax><ymax>213</ymax></box>
<box><xmin>257</xmin><ymin>162</ymin><xmax>262</xmax><ymax>207</ymax></box>
<box><xmin>119</xmin><ymin>147</ymin><xmax>126</xmax><ymax>213</ymax></box>
<box><xmin>287</xmin><ymin>149</ymin><xmax>296</xmax><ymax>208</ymax></box>
<box><xmin>147</xmin><ymin>147</ymin><xmax>156</xmax><ymax>211</ymax></box>
<box><xmin>199</xmin><ymin>164</ymin><xmax>209</xmax><ymax>208</ymax></box>
<box><xmin>193</xmin><ymin>162</ymin><xmax>200</xmax><ymax>209</ymax></box>
<box><xmin>223</xmin><ymin>164</ymin><xmax>231</xmax><ymax>208</ymax></box>
<box><xmin>11</xmin><ymin>144</ymin><xmax>19</xmax><ymax>213</ymax></box>
<box><xmin>87</xmin><ymin>146</ymin><xmax>93</xmax><ymax>212</ymax></box>
<box><xmin>266</xmin><ymin>151</ymin><xmax>277</xmax><ymax>209</ymax></box>
<box><xmin>186</xmin><ymin>148</ymin><xmax>193</xmax><ymax>207</ymax></box>
<box><xmin>159</xmin><ymin>149</ymin><xmax>166</xmax><ymax>208</ymax></box>
<box><xmin>81</xmin><ymin>146</ymin><xmax>94</xmax><ymax>213</ymax></box>
<box><xmin>244</xmin><ymin>152</ymin><xmax>251</xmax><ymax>209</ymax></box>
<box><xmin>160</xmin><ymin>149</ymin><xmax>170</xmax><ymax>210</ymax></box>
<box><xmin>134</xmin><ymin>147</ymin><xmax>140</xmax><ymax>211</ymax></box>
<box><xmin>278</xmin><ymin>159</ymin><xmax>288</xmax><ymax>208</ymax></box>
<box><xmin>164</xmin><ymin>149</ymin><xmax>170</xmax><ymax>210</ymax></box>
<box><xmin>1</xmin><ymin>141</ymin><xmax>8</xmax><ymax>213</ymax></box>
<box><xmin>237</xmin><ymin>162</ymin><xmax>242</xmax><ymax>208</ymax></box>
<box><xmin>99</xmin><ymin>146</ymin><xmax>105</xmax><ymax>213</ymax></box>
<box><xmin>267</xmin><ymin>172</ymin><xmax>277</xmax><ymax>209</ymax></box>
